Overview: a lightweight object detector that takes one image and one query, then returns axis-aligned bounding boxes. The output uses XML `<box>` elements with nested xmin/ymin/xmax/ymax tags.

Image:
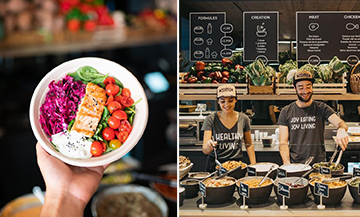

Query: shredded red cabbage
<box><xmin>39</xmin><ymin>75</ymin><xmax>86</xmax><ymax>137</ymax></box>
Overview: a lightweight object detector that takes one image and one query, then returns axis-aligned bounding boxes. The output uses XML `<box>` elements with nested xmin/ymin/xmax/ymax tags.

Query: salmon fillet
<box><xmin>71</xmin><ymin>82</ymin><xmax>107</xmax><ymax>137</ymax></box>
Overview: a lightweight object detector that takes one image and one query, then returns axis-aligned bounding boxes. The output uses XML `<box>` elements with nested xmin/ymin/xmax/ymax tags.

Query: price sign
<box><xmin>190</xmin><ymin>12</ymin><xmax>233</xmax><ymax>61</ymax></box>
<box><xmin>297</xmin><ymin>12</ymin><xmax>360</xmax><ymax>64</ymax></box>
<box><xmin>353</xmin><ymin>167</ymin><xmax>360</xmax><ymax>177</ymax></box>
<box><xmin>199</xmin><ymin>181</ymin><xmax>206</xmax><ymax>197</ymax></box>
<box><xmin>278</xmin><ymin>168</ymin><xmax>287</xmax><ymax>178</ymax></box>
<box><xmin>239</xmin><ymin>182</ymin><xmax>250</xmax><ymax>198</ymax></box>
<box><xmin>319</xmin><ymin>166</ymin><xmax>331</xmax><ymax>175</ymax></box>
<box><xmin>278</xmin><ymin>182</ymin><xmax>290</xmax><ymax>198</ymax></box>
<box><xmin>314</xmin><ymin>182</ymin><xmax>329</xmax><ymax>198</ymax></box>
<box><xmin>247</xmin><ymin>167</ymin><xmax>256</xmax><ymax>176</ymax></box>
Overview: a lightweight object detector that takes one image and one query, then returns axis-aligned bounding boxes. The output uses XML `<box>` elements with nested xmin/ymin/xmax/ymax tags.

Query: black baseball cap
<box><xmin>293</xmin><ymin>70</ymin><xmax>315</xmax><ymax>86</ymax></box>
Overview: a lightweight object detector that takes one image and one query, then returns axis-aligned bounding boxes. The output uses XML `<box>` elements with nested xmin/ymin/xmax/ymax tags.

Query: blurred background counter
<box><xmin>0</xmin><ymin>0</ymin><xmax>177</xmax><ymax>216</ymax></box>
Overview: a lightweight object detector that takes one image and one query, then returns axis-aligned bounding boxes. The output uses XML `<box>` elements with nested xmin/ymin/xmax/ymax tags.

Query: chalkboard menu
<box><xmin>190</xmin><ymin>12</ymin><xmax>233</xmax><ymax>62</ymax></box>
<box><xmin>297</xmin><ymin>12</ymin><xmax>360</xmax><ymax>64</ymax></box>
<box><xmin>243</xmin><ymin>12</ymin><xmax>279</xmax><ymax>63</ymax></box>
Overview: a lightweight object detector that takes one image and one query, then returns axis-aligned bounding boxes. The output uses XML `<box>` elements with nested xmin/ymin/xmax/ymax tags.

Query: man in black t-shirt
<box><xmin>278</xmin><ymin>71</ymin><xmax>349</xmax><ymax>164</ymax></box>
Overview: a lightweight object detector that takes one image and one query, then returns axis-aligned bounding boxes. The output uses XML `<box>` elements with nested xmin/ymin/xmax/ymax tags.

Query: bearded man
<box><xmin>278</xmin><ymin>71</ymin><xmax>349</xmax><ymax>164</ymax></box>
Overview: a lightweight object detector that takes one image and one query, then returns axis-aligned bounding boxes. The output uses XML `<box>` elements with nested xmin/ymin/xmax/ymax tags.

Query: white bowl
<box><xmin>29</xmin><ymin>57</ymin><xmax>148</xmax><ymax>167</ymax></box>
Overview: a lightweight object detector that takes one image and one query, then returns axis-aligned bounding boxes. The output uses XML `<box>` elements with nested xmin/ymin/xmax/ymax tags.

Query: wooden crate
<box><xmin>248</xmin><ymin>77</ymin><xmax>275</xmax><ymax>95</ymax></box>
<box><xmin>248</xmin><ymin>85</ymin><xmax>274</xmax><ymax>94</ymax></box>
<box><xmin>275</xmin><ymin>73</ymin><xmax>347</xmax><ymax>95</ymax></box>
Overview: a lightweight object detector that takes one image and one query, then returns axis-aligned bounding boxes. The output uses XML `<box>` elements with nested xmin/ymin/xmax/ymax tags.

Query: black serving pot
<box><xmin>226</xmin><ymin>164</ymin><xmax>247</xmax><ymax>179</ymax></box>
<box><xmin>279</xmin><ymin>163</ymin><xmax>312</xmax><ymax>177</ymax></box>
<box><xmin>274</xmin><ymin>177</ymin><xmax>309</xmax><ymax>205</ymax></box>
<box><xmin>180</xmin><ymin>179</ymin><xmax>199</xmax><ymax>199</ymax></box>
<box><xmin>312</xmin><ymin>162</ymin><xmax>344</xmax><ymax>176</ymax></box>
<box><xmin>179</xmin><ymin>187</ymin><xmax>185</xmax><ymax>206</ymax></box>
<box><xmin>348</xmin><ymin>177</ymin><xmax>360</xmax><ymax>203</ymax></box>
<box><xmin>309</xmin><ymin>178</ymin><xmax>347</xmax><ymax>205</ymax></box>
<box><xmin>236</xmin><ymin>176</ymin><xmax>274</xmax><ymax>205</ymax></box>
<box><xmin>201</xmin><ymin>176</ymin><xmax>236</xmax><ymax>204</ymax></box>
<box><xmin>250</xmin><ymin>162</ymin><xmax>279</xmax><ymax>180</ymax></box>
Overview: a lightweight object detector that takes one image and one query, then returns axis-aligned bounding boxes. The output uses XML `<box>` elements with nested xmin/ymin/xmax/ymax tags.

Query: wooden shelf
<box><xmin>0</xmin><ymin>28</ymin><xmax>177</xmax><ymax>58</ymax></box>
<box><xmin>179</xmin><ymin>93</ymin><xmax>360</xmax><ymax>101</ymax></box>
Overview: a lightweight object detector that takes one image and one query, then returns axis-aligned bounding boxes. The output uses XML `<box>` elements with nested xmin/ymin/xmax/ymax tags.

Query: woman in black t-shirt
<box><xmin>201</xmin><ymin>84</ymin><xmax>256</xmax><ymax>172</ymax></box>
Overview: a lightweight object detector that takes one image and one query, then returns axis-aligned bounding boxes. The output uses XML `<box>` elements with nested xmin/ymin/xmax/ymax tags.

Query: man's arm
<box><xmin>268</xmin><ymin>105</ymin><xmax>277</xmax><ymax>125</ymax></box>
<box><xmin>244</xmin><ymin>131</ymin><xmax>256</xmax><ymax>165</ymax></box>
<box><xmin>328</xmin><ymin>113</ymin><xmax>349</xmax><ymax>150</ymax></box>
<box><xmin>279</xmin><ymin>125</ymin><xmax>290</xmax><ymax>165</ymax></box>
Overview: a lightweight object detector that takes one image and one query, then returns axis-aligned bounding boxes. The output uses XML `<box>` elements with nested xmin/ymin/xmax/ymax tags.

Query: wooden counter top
<box><xmin>180</xmin><ymin>188</ymin><xmax>360</xmax><ymax>217</ymax></box>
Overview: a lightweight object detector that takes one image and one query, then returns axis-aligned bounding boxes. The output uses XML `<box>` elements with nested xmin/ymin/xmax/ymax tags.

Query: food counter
<box><xmin>179</xmin><ymin>189</ymin><xmax>360</xmax><ymax>217</ymax></box>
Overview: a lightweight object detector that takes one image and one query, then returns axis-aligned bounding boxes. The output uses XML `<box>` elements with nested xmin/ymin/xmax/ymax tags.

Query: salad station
<box><xmin>179</xmin><ymin>156</ymin><xmax>360</xmax><ymax>217</ymax></box>
<box><xmin>179</xmin><ymin>0</ymin><xmax>360</xmax><ymax>216</ymax></box>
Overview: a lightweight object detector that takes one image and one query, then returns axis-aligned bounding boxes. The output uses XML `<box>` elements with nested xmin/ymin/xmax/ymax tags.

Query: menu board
<box><xmin>297</xmin><ymin>12</ymin><xmax>360</xmax><ymax>65</ymax></box>
<box><xmin>190</xmin><ymin>12</ymin><xmax>233</xmax><ymax>62</ymax></box>
<box><xmin>243</xmin><ymin>12</ymin><xmax>279</xmax><ymax>63</ymax></box>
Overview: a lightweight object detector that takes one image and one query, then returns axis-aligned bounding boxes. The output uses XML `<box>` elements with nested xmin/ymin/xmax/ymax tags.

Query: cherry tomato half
<box><xmin>107</xmin><ymin>101</ymin><xmax>122</xmax><ymax>114</ymax></box>
<box><xmin>109</xmin><ymin>139</ymin><xmax>121</xmax><ymax>149</ymax></box>
<box><xmin>121</xmin><ymin>88</ymin><xmax>131</xmax><ymax>98</ymax></box>
<box><xmin>114</xmin><ymin>95</ymin><xmax>123</xmax><ymax>103</ymax></box>
<box><xmin>104</xmin><ymin>77</ymin><xmax>115</xmax><ymax>86</ymax></box>
<box><xmin>116</xmin><ymin>130</ymin><xmax>129</xmax><ymax>143</ymax></box>
<box><xmin>102</xmin><ymin>127</ymin><xmax>115</xmax><ymax>140</ymax></box>
<box><xmin>100</xmin><ymin>141</ymin><xmax>107</xmax><ymax>152</ymax></box>
<box><xmin>113</xmin><ymin>110</ymin><xmax>127</xmax><ymax>120</ymax></box>
<box><xmin>120</xmin><ymin>96</ymin><xmax>134</xmax><ymax>107</ymax></box>
<box><xmin>119</xmin><ymin>119</ymin><xmax>132</xmax><ymax>133</ymax></box>
<box><xmin>105</xmin><ymin>95</ymin><xmax>114</xmax><ymax>106</ymax></box>
<box><xmin>106</xmin><ymin>84</ymin><xmax>120</xmax><ymax>96</ymax></box>
<box><xmin>108</xmin><ymin>116</ymin><xmax>120</xmax><ymax>129</ymax></box>
<box><xmin>91</xmin><ymin>141</ymin><xmax>104</xmax><ymax>156</ymax></box>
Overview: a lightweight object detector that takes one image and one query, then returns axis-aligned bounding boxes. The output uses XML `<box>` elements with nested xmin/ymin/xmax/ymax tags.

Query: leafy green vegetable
<box><xmin>279</xmin><ymin>60</ymin><xmax>298</xmax><ymax>84</ymax></box>
<box><xmin>244</xmin><ymin>59</ymin><xmax>274</xmax><ymax>86</ymax></box>
<box><xmin>317</xmin><ymin>64</ymin><xmax>332</xmax><ymax>83</ymax></box>
<box><xmin>67</xmin><ymin>119</ymin><xmax>75</xmax><ymax>131</ymax></box>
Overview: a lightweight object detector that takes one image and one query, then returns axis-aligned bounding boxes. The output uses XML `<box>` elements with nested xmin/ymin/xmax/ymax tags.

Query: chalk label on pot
<box><xmin>219</xmin><ymin>167</ymin><xmax>227</xmax><ymax>175</ymax></box>
<box><xmin>247</xmin><ymin>167</ymin><xmax>256</xmax><ymax>176</ymax></box>
<box><xmin>278</xmin><ymin>182</ymin><xmax>290</xmax><ymax>198</ymax></box>
<box><xmin>353</xmin><ymin>167</ymin><xmax>360</xmax><ymax>177</ymax></box>
<box><xmin>239</xmin><ymin>182</ymin><xmax>250</xmax><ymax>198</ymax></box>
<box><xmin>319</xmin><ymin>166</ymin><xmax>331</xmax><ymax>175</ymax></box>
<box><xmin>278</xmin><ymin>168</ymin><xmax>287</xmax><ymax>178</ymax></box>
<box><xmin>199</xmin><ymin>181</ymin><xmax>206</xmax><ymax>197</ymax></box>
<box><xmin>314</xmin><ymin>182</ymin><xmax>329</xmax><ymax>198</ymax></box>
